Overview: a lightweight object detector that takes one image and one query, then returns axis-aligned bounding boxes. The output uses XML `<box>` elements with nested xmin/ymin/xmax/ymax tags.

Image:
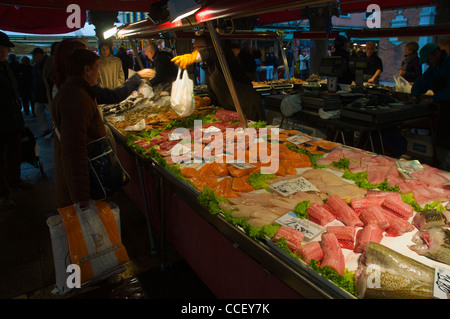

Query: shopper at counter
<box><xmin>399</xmin><ymin>42</ymin><xmax>422</xmax><ymax>83</ymax></box>
<box><xmin>52</xmin><ymin>39</ymin><xmax>155</xmax><ymax>105</ymax></box>
<box><xmin>171</xmin><ymin>35</ymin><xmax>265</xmax><ymax>122</ymax></box>
<box><xmin>296</xmin><ymin>51</ymin><xmax>310</xmax><ymax>81</ymax></box>
<box><xmin>409</xmin><ymin>42</ymin><xmax>450</xmax><ymax>170</ymax></box>
<box><xmin>51</xmin><ymin>49</ymin><xmax>105</xmax><ymax>209</ymax></box>
<box><xmin>98</xmin><ymin>43</ymin><xmax>125</xmax><ymax>89</ymax></box>
<box><xmin>265</xmin><ymin>52</ymin><xmax>278</xmax><ymax>81</ymax></box>
<box><xmin>364</xmin><ymin>41</ymin><xmax>383</xmax><ymax>83</ymax></box>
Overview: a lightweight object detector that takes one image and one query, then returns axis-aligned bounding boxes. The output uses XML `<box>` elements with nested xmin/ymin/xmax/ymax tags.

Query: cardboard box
<box><xmin>405</xmin><ymin>132</ymin><xmax>434</xmax><ymax>158</ymax></box>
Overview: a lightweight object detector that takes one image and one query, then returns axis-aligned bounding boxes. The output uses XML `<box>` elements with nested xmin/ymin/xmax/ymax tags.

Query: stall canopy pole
<box><xmin>279</xmin><ymin>40</ymin><xmax>290</xmax><ymax>79</ymax></box>
<box><xmin>129</xmin><ymin>37</ymin><xmax>144</xmax><ymax>70</ymax></box>
<box><xmin>206</xmin><ymin>20</ymin><xmax>248</xmax><ymax>128</ymax></box>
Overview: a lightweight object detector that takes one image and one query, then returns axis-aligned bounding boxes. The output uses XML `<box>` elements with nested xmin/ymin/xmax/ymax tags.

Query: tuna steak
<box><xmin>354</xmin><ymin>224</ymin><xmax>384</xmax><ymax>253</ymax></box>
<box><xmin>359</xmin><ymin>206</ymin><xmax>391</xmax><ymax>231</ymax></box>
<box><xmin>295</xmin><ymin>241</ymin><xmax>323</xmax><ymax>263</ymax></box>
<box><xmin>381</xmin><ymin>195</ymin><xmax>414</xmax><ymax>220</ymax></box>
<box><xmin>326</xmin><ymin>195</ymin><xmax>363</xmax><ymax>227</ymax></box>
<box><xmin>320</xmin><ymin>233</ymin><xmax>345</xmax><ymax>275</ymax></box>
<box><xmin>306</xmin><ymin>203</ymin><xmax>336</xmax><ymax>226</ymax></box>
<box><xmin>274</xmin><ymin>225</ymin><xmax>305</xmax><ymax>252</ymax></box>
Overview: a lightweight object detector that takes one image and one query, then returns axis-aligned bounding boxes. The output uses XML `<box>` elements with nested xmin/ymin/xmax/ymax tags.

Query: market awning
<box><xmin>0</xmin><ymin>5</ymin><xmax>87</xmax><ymax>34</ymax></box>
<box><xmin>117</xmin><ymin>0</ymin><xmax>334</xmax><ymax>38</ymax></box>
<box><xmin>0</xmin><ymin>0</ymin><xmax>159</xmax><ymax>35</ymax></box>
<box><xmin>339</xmin><ymin>0</ymin><xmax>435</xmax><ymax>13</ymax></box>
<box><xmin>195</xmin><ymin>0</ymin><xmax>333</xmax><ymax>22</ymax></box>
<box><xmin>0</xmin><ymin>0</ymin><xmax>154</xmax><ymax>12</ymax></box>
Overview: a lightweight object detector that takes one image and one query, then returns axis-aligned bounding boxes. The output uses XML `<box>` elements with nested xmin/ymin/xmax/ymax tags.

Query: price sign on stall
<box><xmin>286</xmin><ymin>134</ymin><xmax>311</xmax><ymax>146</ymax></box>
<box><xmin>276</xmin><ymin>212</ymin><xmax>325</xmax><ymax>241</ymax></box>
<box><xmin>269</xmin><ymin>176</ymin><xmax>319</xmax><ymax>197</ymax></box>
<box><xmin>396</xmin><ymin>160</ymin><xmax>423</xmax><ymax>179</ymax></box>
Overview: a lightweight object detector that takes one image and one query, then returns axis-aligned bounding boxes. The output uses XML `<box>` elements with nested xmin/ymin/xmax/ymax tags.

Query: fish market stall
<box><xmin>106</xmin><ymin>0</ymin><xmax>450</xmax><ymax>299</ymax></box>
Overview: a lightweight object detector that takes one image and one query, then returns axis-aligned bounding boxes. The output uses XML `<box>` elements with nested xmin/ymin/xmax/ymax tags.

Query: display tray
<box><xmin>341</xmin><ymin>103</ymin><xmax>431</xmax><ymax>124</ymax></box>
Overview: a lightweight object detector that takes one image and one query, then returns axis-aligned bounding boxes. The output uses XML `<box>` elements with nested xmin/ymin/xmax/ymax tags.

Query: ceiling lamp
<box><xmin>168</xmin><ymin>0</ymin><xmax>201</xmax><ymax>23</ymax></box>
<box><xmin>103</xmin><ymin>26</ymin><xmax>117</xmax><ymax>39</ymax></box>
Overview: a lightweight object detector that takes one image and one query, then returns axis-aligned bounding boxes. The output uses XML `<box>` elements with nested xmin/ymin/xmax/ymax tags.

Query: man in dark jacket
<box><xmin>0</xmin><ymin>32</ymin><xmax>32</xmax><ymax>210</ymax></box>
<box><xmin>144</xmin><ymin>43</ymin><xmax>178</xmax><ymax>91</ymax></box>
<box><xmin>332</xmin><ymin>35</ymin><xmax>354</xmax><ymax>85</ymax></box>
<box><xmin>409</xmin><ymin>43</ymin><xmax>450</xmax><ymax>170</ymax></box>
<box><xmin>364</xmin><ymin>41</ymin><xmax>383</xmax><ymax>83</ymax></box>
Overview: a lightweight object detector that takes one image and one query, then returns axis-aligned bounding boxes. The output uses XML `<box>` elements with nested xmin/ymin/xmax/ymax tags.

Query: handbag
<box><xmin>87</xmin><ymin>136</ymin><xmax>130</xmax><ymax>200</ymax></box>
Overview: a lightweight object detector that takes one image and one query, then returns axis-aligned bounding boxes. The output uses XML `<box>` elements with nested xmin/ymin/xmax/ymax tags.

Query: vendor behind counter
<box><xmin>409</xmin><ymin>43</ymin><xmax>450</xmax><ymax>170</ymax></box>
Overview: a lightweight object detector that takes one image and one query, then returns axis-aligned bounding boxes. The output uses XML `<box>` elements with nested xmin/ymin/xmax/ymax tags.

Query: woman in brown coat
<box><xmin>51</xmin><ymin>49</ymin><xmax>105</xmax><ymax>209</ymax></box>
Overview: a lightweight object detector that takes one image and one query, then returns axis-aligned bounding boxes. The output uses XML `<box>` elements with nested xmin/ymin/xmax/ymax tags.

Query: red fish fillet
<box><xmin>320</xmin><ymin>233</ymin><xmax>346</xmax><ymax>275</ymax></box>
<box><xmin>274</xmin><ymin>226</ymin><xmax>305</xmax><ymax>252</ymax></box>
<box><xmin>326</xmin><ymin>225</ymin><xmax>355</xmax><ymax>241</ymax></box>
<box><xmin>378</xmin><ymin>206</ymin><xmax>414</xmax><ymax>237</ymax></box>
<box><xmin>354</xmin><ymin>223</ymin><xmax>384</xmax><ymax>253</ymax></box>
<box><xmin>295</xmin><ymin>241</ymin><xmax>323</xmax><ymax>263</ymax></box>
<box><xmin>381</xmin><ymin>195</ymin><xmax>414</xmax><ymax>220</ymax></box>
<box><xmin>326</xmin><ymin>195</ymin><xmax>363</xmax><ymax>227</ymax></box>
<box><xmin>410</xmin><ymin>170</ymin><xmax>449</xmax><ymax>188</ymax></box>
<box><xmin>359</xmin><ymin>205</ymin><xmax>391</xmax><ymax>231</ymax></box>
<box><xmin>326</xmin><ymin>225</ymin><xmax>356</xmax><ymax>250</ymax></box>
<box><xmin>306</xmin><ymin>203</ymin><xmax>336</xmax><ymax>226</ymax></box>
<box><xmin>350</xmin><ymin>196</ymin><xmax>385</xmax><ymax>214</ymax></box>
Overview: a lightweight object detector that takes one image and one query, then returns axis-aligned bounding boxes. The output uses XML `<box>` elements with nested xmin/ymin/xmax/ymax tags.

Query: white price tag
<box><xmin>434</xmin><ymin>267</ymin><xmax>450</xmax><ymax>299</ymax></box>
<box><xmin>230</xmin><ymin>162</ymin><xmax>256</xmax><ymax>170</ymax></box>
<box><xmin>396</xmin><ymin>160</ymin><xmax>423</xmax><ymax>179</ymax></box>
<box><xmin>168</xmin><ymin>133</ymin><xmax>184</xmax><ymax>141</ymax></box>
<box><xmin>276</xmin><ymin>212</ymin><xmax>325</xmax><ymax>241</ymax></box>
<box><xmin>286</xmin><ymin>134</ymin><xmax>311</xmax><ymax>145</ymax></box>
<box><xmin>179</xmin><ymin>162</ymin><xmax>203</xmax><ymax>169</ymax></box>
<box><xmin>201</xmin><ymin>126</ymin><xmax>222</xmax><ymax>133</ymax></box>
<box><xmin>269</xmin><ymin>176</ymin><xmax>319</xmax><ymax>196</ymax></box>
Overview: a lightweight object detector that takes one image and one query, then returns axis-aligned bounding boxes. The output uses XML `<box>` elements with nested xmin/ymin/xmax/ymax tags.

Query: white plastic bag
<box><xmin>171</xmin><ymin>68</ymin><xmax>195</xmax><ymax>117</ymax></box>
<box><xmin>394</xmin><ymin>73</ymin><xmax>412</xmax><ymax>93</ymax></box>
<box><xmin>280</xmin><ymin>94</ymin><xmax>302</xmax><ymax>117</ymax></box>
<box><xmin>47</xmin><ymin>201</ymin><xmax>126</xmax><ymax>295</ymax></box>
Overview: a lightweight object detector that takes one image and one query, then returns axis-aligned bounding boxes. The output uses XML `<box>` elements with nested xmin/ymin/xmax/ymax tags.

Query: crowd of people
<box><xmin>0</xmin><ymin>32</ymin><xmax>157</xmax><ymax>211</ymax></box>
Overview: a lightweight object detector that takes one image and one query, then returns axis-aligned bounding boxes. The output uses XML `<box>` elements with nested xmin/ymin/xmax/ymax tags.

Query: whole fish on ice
<box><xmin>409</xmin><ymin>228</ymin><xmax>450</xmax><ymax>265</ymax></box>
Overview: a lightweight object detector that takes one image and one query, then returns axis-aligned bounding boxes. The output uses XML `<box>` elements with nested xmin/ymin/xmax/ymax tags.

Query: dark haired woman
<box><xmin>51</xmin><ymin>49</ymin><xmax>105</xmax><ymax>209</ymax></box>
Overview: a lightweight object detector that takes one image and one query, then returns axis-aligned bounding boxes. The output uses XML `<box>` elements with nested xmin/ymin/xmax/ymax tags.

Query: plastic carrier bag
<box><xmin>47</xmin><ymin>201</ymin><xmax>128</xmax><ymax>295</ymax></box>
<box><xmin>170</xmin><ymin>68</ymin><xmax>195</xmax><ymax>117</ymax></box>
<box><xmin>87</xmin><ymin>136</ymin><xmax>130</xmax><ymax>201</ymax></box>
<box><xmin>393</xmin><ymin>73</ymin><xmax>412</xmax><ymax>93</ymax></box>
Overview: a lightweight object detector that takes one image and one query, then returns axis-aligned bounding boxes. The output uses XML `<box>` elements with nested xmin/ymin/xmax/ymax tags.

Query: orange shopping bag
<box><xmin>57</xmin><ymin>200</ymin><xmax>129</xmax><ymax>285</ymax></box>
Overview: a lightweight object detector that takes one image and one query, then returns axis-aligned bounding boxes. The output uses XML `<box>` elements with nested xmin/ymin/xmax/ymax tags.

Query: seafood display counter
<box><xmin>102</xmin><ymin>85</ymin><xmax>449</xmax><ymax>299</ymax></box>
<box><xmin>108</xmin><ymin>124</ymin><xmax>355</xmax><ymax>299</ymax></box>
